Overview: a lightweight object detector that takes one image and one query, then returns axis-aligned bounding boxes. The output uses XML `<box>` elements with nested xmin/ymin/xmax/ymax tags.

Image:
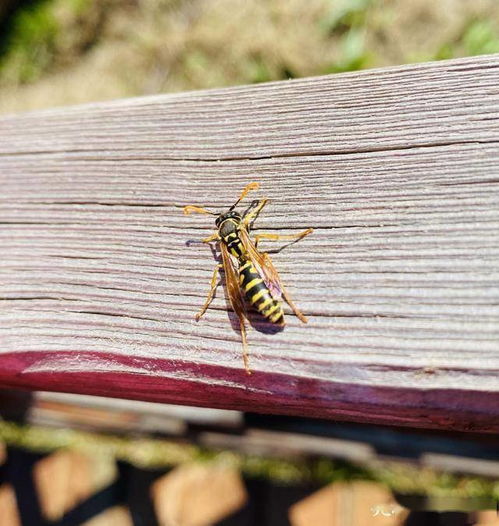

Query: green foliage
<box><xmin>319</xmin><ymin>0</ymin><xmax>373</xmax><ymax>35</ymax></box>
<box><xmin>0</xmin><ymin>421</ymin><xmax>498</xmax><ymax>499</ymax></box>
<box><xmin>430</xmin><ymin>18</ymin><xmax>499</xmax><ymax>64</ymax></box>
<box><xmin>320</xmin><ymin>0</ymin><xmax>373</xmax><ymax>74</ymax></box>
<box><xmin>433</xmin><ymin>43</ymin><xmax>455</xmax><ymax>61</ymax></box>
<box><xmin>462</xmin><ymin>20</ymin><xmax>499</xmax><ymax>55</ymax></box>
<box><xmin>247</xmin><ymin>55</ymin><xmax>273</xmax><ymax>84</ymax></box>
<box><xmin>0</xmin><ymin>0</ymin><xmax>59</xmax><ymax>83</ymax></box>
<box><xmin>323</xmin><ymin>27</ymin><xmax>372</xmax><ymax>74</ymax></box>
<box><xmin>1</xmin><ymin>0</ymin><xmax>499</xmax><ymax>113</ymax></box>
<box><xmin>0</xmin><ymin>0</ymin><xmax>97</xmax><ymax>85</ymax></box>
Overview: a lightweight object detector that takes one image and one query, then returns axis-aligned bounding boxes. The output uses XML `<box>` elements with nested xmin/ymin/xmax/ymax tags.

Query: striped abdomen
<box><xmin>239</xmin><ymin>260</ymin><xmax>284</xmax><ymax>325</ymax></box>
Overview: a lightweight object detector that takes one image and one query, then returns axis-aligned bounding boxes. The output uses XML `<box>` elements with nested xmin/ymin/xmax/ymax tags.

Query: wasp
<box><xmin>184</xmin><ymin>182</ymin><xmax>313</xmax><ymax>374</ymax></box>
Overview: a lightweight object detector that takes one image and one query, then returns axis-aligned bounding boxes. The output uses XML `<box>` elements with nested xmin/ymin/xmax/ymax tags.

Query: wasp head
<box><xmin>215</xmin><ymin>210</ymin><xmax>241</xmax><ymax>228</ymax></box>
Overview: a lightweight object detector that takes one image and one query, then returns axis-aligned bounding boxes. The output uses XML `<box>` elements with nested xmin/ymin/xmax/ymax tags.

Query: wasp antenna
<box><xmin>230</xmin><ymin>182</ymin><xmax>260</xmax><ymax>210</ymax></box>
<box><xmin>183</xmin><ymin>205</ymin><xmax>217</xmax><ymax>216</ymax></box>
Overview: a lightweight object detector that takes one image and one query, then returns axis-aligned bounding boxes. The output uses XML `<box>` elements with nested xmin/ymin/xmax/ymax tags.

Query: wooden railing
<box><xmin>1</xmin><ymin>54</ymin><xmax>498</xmax><ymax>433</ymax></box>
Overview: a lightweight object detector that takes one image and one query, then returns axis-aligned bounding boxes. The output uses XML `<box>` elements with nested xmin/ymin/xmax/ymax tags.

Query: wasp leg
<box><xmin>201</xmin><ymin>233</ymin><xmax>220</xmax><ymax>243</ymax></box>
<box><xmin>242</xmin><ymin>198</ymin><xmax>268</xmax><ymax>230</ymax></box>
<box><xmin>196</xmin><ymin>264</ymin><xmax>222</xmax><ymax>320</ymax></box>
<box><xmin>260</xmin><ymin>251</ymin><xmax>309</xmax><ymax>324</ymax></box>
<box><xmin>239</xmin><ymin>316</ymin><xmax>251</xmax><ymax>375</ymax></box>
<box><xmin>254</xmin><ymin>228</ymin><xmax>313</xmax><ymax>248</ymax></box>
<box><xmin>280</xmin><ymin>286</ymin><xmax>308</xmax><ymax>323</ymax></box>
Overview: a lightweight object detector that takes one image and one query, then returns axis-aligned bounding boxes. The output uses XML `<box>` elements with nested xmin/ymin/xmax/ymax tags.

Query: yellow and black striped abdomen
<box><xmin>239</xmin><ymin>261</ymin><xmax>284</xmax><ymax>325</ymax></box>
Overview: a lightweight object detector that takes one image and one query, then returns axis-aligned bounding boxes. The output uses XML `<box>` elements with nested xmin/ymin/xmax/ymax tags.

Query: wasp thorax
<box><xmin>215</xmin><ymin>211</ymin><xmax>241</xmax><ymax>227</ymax></box>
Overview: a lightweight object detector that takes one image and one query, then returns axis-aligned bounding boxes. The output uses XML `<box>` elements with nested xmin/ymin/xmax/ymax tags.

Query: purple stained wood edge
<box><xmin>0</xmin><ymin>350</ymin><xmax>498</xmax><ymax>433</ymax></box>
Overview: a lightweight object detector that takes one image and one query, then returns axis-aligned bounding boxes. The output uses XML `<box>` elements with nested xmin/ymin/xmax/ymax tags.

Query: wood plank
<box><xmin>0</xmin><ymin>484</ymin><xmax>21</xmax><ymax>526</ymax></box>
<box><xmin>33</xmin><ymin>450</ymin><xmax>116</xmax><ymax>522</ymax></box>
<box><xmin>289</xmin><ymin>482</ymin><xmax>408</xmax><ymax>526</ymax></box>
<box><xmin>0</xmin><ymin>54</ymin><xmax>498</xmax><ymax>432</ymax></box>
<box><xmin>151</xmin><ymin>464</ymin><xmax>247</xmax><ymax>526</ymax></box>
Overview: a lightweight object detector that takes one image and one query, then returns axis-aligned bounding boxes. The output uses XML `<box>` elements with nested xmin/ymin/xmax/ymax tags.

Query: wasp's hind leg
<box><xmin>265</xmin><ymin>252</ymin><xmax>308</xmax><ymax>323</ymax></box>
<box><xmin>254</xmin><ymin>228</ymin><xmax>313</xmax><ymax>248</ymax></box>
<box><xmin>278</xmin><ymin>282</ymin><xmax>308</xmax><ymax>323</ymax></box>
<box><xmin>252</xmin><ymin>230</ymin><xmax>312</xmax><ymax>323</ymax></box>
<box><xmin>238</xmin><ymin>315</ymin><xmax>251</xmax><ymax>375</ymax></box>
<box><xmin>196</xmin><ymin>264</ymin><xmax>222</xmax><ymax>320</ymax></box>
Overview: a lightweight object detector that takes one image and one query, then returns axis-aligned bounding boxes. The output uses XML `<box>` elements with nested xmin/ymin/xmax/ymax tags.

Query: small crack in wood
<box><xmin>1</xmin><ymin>139</ymin><xmax>498</xmax><ymax>162</ymax></box>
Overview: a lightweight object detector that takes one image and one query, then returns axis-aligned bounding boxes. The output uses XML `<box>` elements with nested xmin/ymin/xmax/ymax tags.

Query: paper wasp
<box><xmin>184</xmin><ymin>182</ymin><xmax>312</xmax><ymax>374</ymax></box>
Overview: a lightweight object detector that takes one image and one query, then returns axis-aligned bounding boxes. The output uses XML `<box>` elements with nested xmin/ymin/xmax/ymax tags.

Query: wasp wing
<box><xmin>238</xmin><ymin>226</ymin><xmax>282</xmax><ymax>296</ymax></box>
<box><xmin>220</xmin><ymin>242</ymin><xmax>251</xmax><ymax>373</ymax></box>
<box><xmin>238</xmin><ymin>227</ymin><xmax>274</xmax><ymax>285</ymax></box>
<box><xmin>220</xmin><ymin>242</ymin><xmax>246</xmax><ymax>317</ymax></box>
<box><xmin>238</xmin><ymin>226</ymin><xmax>308</xmax><ymax>323</ymax></box>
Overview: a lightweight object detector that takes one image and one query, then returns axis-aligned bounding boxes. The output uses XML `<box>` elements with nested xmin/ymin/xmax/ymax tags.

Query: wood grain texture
<box><xmin>1</xmin><ymin>54</ymin><xmax>499</xmax><ymax>433</ymax></box>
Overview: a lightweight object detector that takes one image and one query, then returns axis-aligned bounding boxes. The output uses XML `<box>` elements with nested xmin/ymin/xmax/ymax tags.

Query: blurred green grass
<box><xmin>0</xmin><ymin>0</ymin><xmax>92</xmax><ymax>84</ymax></box>
<box><xmin>0</xmin><ymin>0</ymin><xmax>499</xmax><ymax>112</ymax></box>
<box><xmin>1</xmin><ymin>420</ymin><xmax>498</xmax><ymax>501</ymax></box>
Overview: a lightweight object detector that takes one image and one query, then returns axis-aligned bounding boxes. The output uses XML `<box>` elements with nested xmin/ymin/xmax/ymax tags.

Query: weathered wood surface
<box><xmin>1</xmin><ymin>54</ymin><xmax>499</xmax><ymax>433</ymax></box>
